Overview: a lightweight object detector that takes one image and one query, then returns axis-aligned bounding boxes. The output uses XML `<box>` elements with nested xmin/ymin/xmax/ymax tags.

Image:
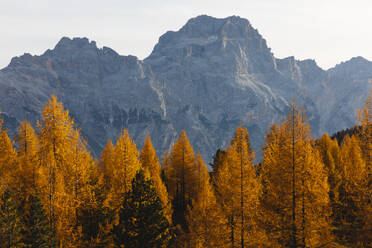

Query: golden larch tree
<box><xmin>337</xmin><ymin>135</ymin><xmax>371</xmax><ymax>247</ymax></box>
<box><xmin>0</xmin><ymin>119</ymin><xmax>17</xmax><ymax>196</ymax></box>
<box><xmin>164</xmin><ymin>130</ymin><xmax>198</xmax><ymax>231</ymax></box>
<box><xmin>108</xmin><ymin>129</ymin><xmax>141</xmax><ymax>211</ymax></box>
<box><xmin>186</xmin><ymin>151</ymin><xmax>227</xmax><ymax>248</ymax></box>
<box><xmin>261</xmin><ymin>104</ymin><xmax>335</xmax><ymax>247</ymax></box>
<box><xmin>14</xmin><ymin>120</ymin><xmax>41</xmax><ymax>213</ymax></box>
<box><xmin>38</xmin><ymin>95</ymin><xmax>94</xmax><ymax>246</ymax></box>
<box><xmin>214</xmin><ymin>126</ymin><xmax>270</xmax><ymax>247</ymax></box>
<box><xmin>140</xmin><ymin>135</ymin><xmax>172</xmax><ymax>222</ymax></box>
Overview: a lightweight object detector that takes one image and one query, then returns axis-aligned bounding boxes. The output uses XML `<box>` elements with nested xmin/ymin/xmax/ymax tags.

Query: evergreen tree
<box><xmin>0</xmin><ymin>189</ymin><xmax>25</xmax><ymax>247</ymax></box>
<box><xmin>22</xmin><ymin>194</ymin><xmax>55</xmax><ymax>248</ymax></box>
<box><xmin>113</xmin><ymin>170</ymin><xmax>173</xmax><ymax>248</ymax></box>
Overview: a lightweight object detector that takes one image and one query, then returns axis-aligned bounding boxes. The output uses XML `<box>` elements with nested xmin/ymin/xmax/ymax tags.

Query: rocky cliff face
<box><xmin>0</xmin><ymin>15</ymin><xmax>370</xmax><ymax>161</ymax></box>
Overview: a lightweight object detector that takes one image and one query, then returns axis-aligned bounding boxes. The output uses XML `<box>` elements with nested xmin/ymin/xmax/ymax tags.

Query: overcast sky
<box><xmin>0</xmin><ymin>0</ymin><xmax>371</xmax><ymax>69</ymax></box>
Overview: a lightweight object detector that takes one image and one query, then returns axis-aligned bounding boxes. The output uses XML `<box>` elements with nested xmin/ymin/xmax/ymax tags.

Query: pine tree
<box><xmin>140</xmin><ymin>135</ymin><xmax>172</xmax><ymax>222</ymax></box>
<box><xmin>261</xmin><ymin>104</ymin><xmax>335</xmax><ymax>247</ymax></box>
<box><xmin>186</xmin><ymin>152</ymin><xmax>227</xmax><ymax>248</ymax></box>
<box><xmin>213</xmin><ymin>126</ymin><xmax>270</xmax><ymax>247</ymax></box>
<box><xmin>22</xmin><ymin>193</ymin><xmax>55</xmax><ymax>248</ymax></box>
<box><xmin>164</xmin><ymin>130</ymin><xmax>198</xmax><ymax>230</ymax></box>
<box><xmin>113</xmin><ymin>170</ymin><xmax>173</xmax><ymax>248</ymax></box>
<box><xmin>0</xmin><ymin>189</ymin><xmax>25</xmax><ymax>247</ymax></box>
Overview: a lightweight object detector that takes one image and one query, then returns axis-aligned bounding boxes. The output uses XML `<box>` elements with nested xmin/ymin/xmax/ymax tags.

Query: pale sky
<box><xmin>0</xmin><ymin>0</ymin><xmax>371</xmax><ymax>70</ymax></box>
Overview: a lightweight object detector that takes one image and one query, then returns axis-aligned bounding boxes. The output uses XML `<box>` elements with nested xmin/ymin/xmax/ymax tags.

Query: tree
<box><xmin>186</xmin><ymin>152</ymin><xmax>227</xmax><ymax>248</ymax></box>
<box><xmin>0</xmin><ymin>189</ymin><xmax>25</xmax><ymax>247</ymax></box>
<box><xmin>337</xmin><ymin>135</ymin><xmax>370</xmax><ymax>247</ymax></box>
<box><xmin>37</xmin><ymin>95</ymin><xmax>75</xmax><ymax>239</ymax></box>
<box><xmin>164</xmin><ymin>130</ymin><xmax>198</xmax><ymax>230</ymax></box>
<box><xmin>0</xmin><ymin>120</ymin><xmax>17</xmax><ymax>196</ymax></box>
<box><xmin>261</xmin><ymin>104</ymin><xmax>335</xmax><ymax>247</ymax></box>
<box><xmin>22</xmin><ymin>193</ymin><xmax>56</xmax><ymax>248</ymax></box>
<box><xmin>113</xmin><ymin>170</ymin><xmax>173</xmax><ymax>248</ymax></box>
<box><xmin>13</xmin><ymin>120</ymin><xmax>41</xmax><ymax>215</ymax></box>
<box><xmin>99</xmin><ymin>140</ymin><xmax>115</xmax><ymax>190</ymax></box>
<box><xmin>38</xmin><ymin>95</ymin><xmax>95</xmax><ymax>246</ymax></box>
<box><xmin>357</xmin><ymin>89</ymin><xmax>371</xmax><ymax>186</ymax></box>
<box><xmin>140</xmin><ymin>135</ymin><xmax>172</xmax><ymax>222</ymax></box>
<box><xmin>213</xmin><ymin>126</ymin><xmax>270</xmax><ymax>247</ymax></box>
<box><xmin>108</xmin><ymin>129</ymin><xmax>141</xmax><ymax>211</ymax></box>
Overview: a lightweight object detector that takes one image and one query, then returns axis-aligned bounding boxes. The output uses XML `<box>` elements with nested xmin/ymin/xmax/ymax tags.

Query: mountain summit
<box><xmin>0</xmin><ymin>15</ymin><xmax>371</xmax><ymax>161</ymax></box>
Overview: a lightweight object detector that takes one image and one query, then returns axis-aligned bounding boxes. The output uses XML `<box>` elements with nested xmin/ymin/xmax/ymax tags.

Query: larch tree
<box><xmin>260</xmin><ymin>104</ymin><xmax>335</xmax><ymax>247</ymax></box>
<box><xmin>337</xmin><ymin>135</ymin><xmax>370</xmax><ymax>247</ymax></box>
<box><xmin>0</xmin><ymin>119</ymin><xmax>17</xmax><ymax>196</ymax></box>
<box><xmin>37</xmin><ymin>95</ymin><xmax>75</xmax><ymax>238</ymax></box>
<box><xmin>316</xmin><ymin>133</ymin><xmax>343</xmax><ymax>241</ymax></box>
<box><xmin>186</xmin><ymin>152</ymin><xmax>227</xmax><ymax>248</ymax></box>
<box><xmin>99</xmin><ymin>139</ymin><xmax>115</xmax><ymax>190</ymax></box>
<box><xmin>14</xmin><ymin>120</ymin><xmax>41</xmax><ymax>215</ymax></box>
<box><xmin>213</xmin><ymin>126</ymin><xmax>270</xmax><ymax>248</ymax></box>
<box><xmin>140</xmin><ymin>135</ymin><xmax>172</xmax><ymax>222</ymax></box>
<box><xmin>106</xmin><ymin>129</ymin><xmax>141</xmax><ymax>217</ymax></box>
<box><xmin>164</xmin><ymin>130</ymin><xmax>198</xmax><ymax>231</ymax></box>
<box><xmin>357</xmin><ymin>89</ymin><xmax>371</xmax><ymax>188</ymax></box>
<box><xmin>37</xmin><ymin>95</ymin><xmax>94</xmax><ymax>247</ymax></box>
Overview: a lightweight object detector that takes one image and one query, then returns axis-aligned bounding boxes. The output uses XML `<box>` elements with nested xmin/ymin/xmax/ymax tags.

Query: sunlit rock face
<box><xmin>0</xmin><ymin>15</ymin><xmax>370</xmax><ymax>162</ymax></box>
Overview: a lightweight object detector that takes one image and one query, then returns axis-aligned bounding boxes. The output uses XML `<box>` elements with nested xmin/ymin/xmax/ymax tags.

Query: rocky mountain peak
<box><xmin>54</xmin><ymin>37</ymin><xmax>97</xmax><ymax>51</ymax></box>
<box><xmin>146</xmin><ymin>15</ymin><xmax>274</xmax><ymax>77</ymax></box>
<box><xmin>179</xmin><ymin>15</ymin><xmax>252</xmax><ymax>38</ymax></box>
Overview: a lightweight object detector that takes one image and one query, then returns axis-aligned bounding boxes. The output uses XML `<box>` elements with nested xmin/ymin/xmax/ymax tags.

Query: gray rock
<box><xmin>0</xmin><ymin>15</ymin><xmax>370</xmax><ymax>163</ymax></box>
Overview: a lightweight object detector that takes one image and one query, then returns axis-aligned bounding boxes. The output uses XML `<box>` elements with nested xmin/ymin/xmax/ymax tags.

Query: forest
<box><xmin>0</xmin><ymin>91</ymin><xmax>370</xmax><ymax>248</ymax></box>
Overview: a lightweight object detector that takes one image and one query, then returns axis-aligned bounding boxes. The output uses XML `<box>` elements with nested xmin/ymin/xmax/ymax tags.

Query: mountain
<box><xmin>0</xmin><ymin>15</ymin><xmax>371</xmax><ymax>161</ymax></box>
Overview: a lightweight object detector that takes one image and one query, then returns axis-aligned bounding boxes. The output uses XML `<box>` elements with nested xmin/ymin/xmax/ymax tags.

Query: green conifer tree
<box><xmin>22</xmin><ymin>194</ymin><xmax>56</xmax><ymax>248</ymax></box>
<box><xmin>114</xmin><ymin>170</ymin><xmax>173</xmax><ymax>248</ymax></box>
<box><xmin>0</xmin><ymin>189</ymin><xmax>25</xmax><ymax>247</ymax></box>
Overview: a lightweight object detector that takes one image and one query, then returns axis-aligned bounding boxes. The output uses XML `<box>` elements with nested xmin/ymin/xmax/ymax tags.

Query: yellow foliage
<box><xmin>108</xmin><ymin>129</ymin><xmax>141</xmax><ymax>211</ymax></box>
<box><xmin>0</xmin><ymin>121</ymin><xmax>17</xmax><ymax>195</ymax></box>
<box><xmin>338</xmin><ymin>135</ymin><xmax>371</xmax><ymax>247</ymax></box>
<box><xmin>261</xmin><ymin>105</ymin><xmax>335</xmax><ymax>247</ymax></box>
<box><xmin>187</xmin><ymin>152</ymin><xmax>227</xmax><ymax>248</ymax></box>
<box><xmin>214</xmin><ymin>126</ymin><xmax>271</xmax><ymax>247</ymax></box>
<box><xmin>140</xmin><ymin>135</ymin><xmax>172</xmax><ymax>222</ymax></box>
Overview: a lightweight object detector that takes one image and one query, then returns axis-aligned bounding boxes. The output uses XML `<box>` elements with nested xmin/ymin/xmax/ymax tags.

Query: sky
<box><xmin>0</xmin><ymin>0</ymin><xmax>371</xmax><ymax>70</ymax></box>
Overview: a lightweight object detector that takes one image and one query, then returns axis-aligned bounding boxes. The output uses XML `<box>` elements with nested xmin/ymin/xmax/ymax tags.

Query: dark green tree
<box><xmin>0</xmin><ymin>189</ymin><xmax>25</xmax><ymax>247</ymax></box>
<box><xmin>114</xmin><ymin>170</ymin><xmax>174</xmax><ymax>248</ymax></box>
<box><xmin>22</xmin><ymin>194</ymin><xmax>56</xmax><ymax>248</ymax></box>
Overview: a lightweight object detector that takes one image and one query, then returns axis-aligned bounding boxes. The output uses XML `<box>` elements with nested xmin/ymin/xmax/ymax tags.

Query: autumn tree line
<box><xmin>0</xmin><ymin>91</ymin><xmax>370</xmax><ymax>248</ymax></box>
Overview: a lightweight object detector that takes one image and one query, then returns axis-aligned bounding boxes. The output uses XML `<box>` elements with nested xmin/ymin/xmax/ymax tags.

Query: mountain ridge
<box><xmin>0</xmin><ymin>15</ymin><xmax>371</xmax><ymax>162</ymax></box>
